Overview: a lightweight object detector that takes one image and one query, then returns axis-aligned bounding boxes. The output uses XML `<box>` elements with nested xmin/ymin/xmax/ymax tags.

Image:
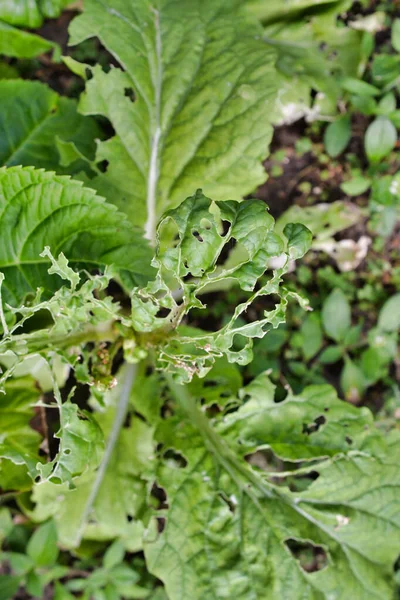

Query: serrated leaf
<box><xmin>145</xmin><ymin>379</ymin><xmax>399</xmax><ymax>600</ymax></box>
<box><xmin>0</xmin><ymin>80</ymin><xmax>100</xmax><ymax>176</ymax></box>
<box><xmin>69</xmin><ymin>0</ymin><xmax>277</xmax><ymax>238</ymax></box>
<box><xmin>130</xmin><ymin>191</ymin><xmax>311</xmax><ymax>382</ymax></box>
<box><xmin>0</xmin><ymin>377</ymin><xmax>42</xmax><ymax>490</ymax></box>
<box><xmin>322</xmin><ymin>288</ymin><xmax>351</xmax><ymax>342</ymax></box>
<box><xmin>0</xmin><ymin>166</ymin><xmax>153</xmax><ymax>306</ymax></box>
<box><xmin>0</xmin><ymin>21</ymin><xmax>57</xmax><ymax>58</ymax></box>
<box><xmin>0</xmin><ymin>0</ymin><xmax>70</xmax><ymax>28</ymax></box>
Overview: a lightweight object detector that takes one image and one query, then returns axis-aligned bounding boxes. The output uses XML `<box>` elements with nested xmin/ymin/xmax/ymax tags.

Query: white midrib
<box><xmin>144</xmin><ymin>8</ymin><xmax>162</xmax><ymax>245</ymax></box>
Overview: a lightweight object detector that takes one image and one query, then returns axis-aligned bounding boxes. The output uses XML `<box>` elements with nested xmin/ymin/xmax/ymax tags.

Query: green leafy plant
<box><xmin>1</xmin><ymin>1</ymin><xmax>400</xmax><ymax>599</ymax></box>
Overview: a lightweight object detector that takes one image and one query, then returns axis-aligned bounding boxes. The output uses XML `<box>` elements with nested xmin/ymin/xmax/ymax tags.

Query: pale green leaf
<box><xmin>246</xmin><ymin>0</ymin><xmax>350</xmax><ymax>24</ymax></box>
<box><xmin>145</xmin><ymin>380</ymin><xmax>399</xmax><ymax>600</ymax></box>
<box><xmin>36</xmin><ymin>400</ymin><xmax>104</xmax><ymax>486</ymax></box>
<box><xmin>377</xmin><ymin>293</ymin><xmax>400</xmax><ymax>332</ymax></box>
<box><xmin>130</xmin><ymin>191</ymin><xmax>311</xmax><ymax>382</ymax></box>
<box><xmin>69</xmin><ymin>0</ymin><xmax>277</xmax><ymax>238</ymax></box>
<box><xmin>219</xmin><ymin>373</ymin><xmax>382</xmax><ymax>460</ymax></box>
<box><xmin>392</xmin><ymin>18</ymin><xmax>400</xmax><ymax>53</ymax></box>
<box><xmin>322</xmin><ymin>288</ymin><xmax>351</xmax><ymax>342</ymax></box>
<box><xmin>0</xmin><ymin>80</ymin><xmax>100</xmax><ymax>176</ymax></box>
<box><xmin>29</xmin><ymin>370</ymin><xmax>155</xmax><ymax>548</ymax></box>
<box><xmin>340</xmin><ymin>356</ymin><xmax>366</xmax><ymax>403</ymax></box>
<box><xmin>365</xmin><ymin>116</ymin><xmax>398</xmax><ymax>163</ymax></box>
<box><xmin>0</xmin><ymin>166</ymin><xmax>153</xmax><ymax>306</ymax></box>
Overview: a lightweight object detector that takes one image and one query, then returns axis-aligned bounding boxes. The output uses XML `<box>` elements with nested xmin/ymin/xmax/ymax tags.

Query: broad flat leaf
<box><xmin>29</xmin><ymin>369</ymin><xmax>155</xmax><ymax>548</ymax></box>
<box><xmin>0</xmin><ymin>377</ymin><xmax>42</xmax><ymax>490</ymax></box>
<box><xmin>0</xmin><ymin>21</ymin><xmax>57</xmax><ymax>58</ymax></box>
<box><xmin>322</xmin><ymin>288</ymin><xmax>351</xmax><ymax>343</ymax></box>
<box><xmin>69</xmin><ymin>0</ymin><xmax>277</xmax><ymax>238</ymax></box>
<box><xmin>0</xmin><ymin>80</ymin><xmax>100</xmax><ymax>176</ymax></box>
<box><xmin>246</xmin><ymin>0</ymin><xmax>350</xmax><ymax>24</ymax></box>
<box><xmin>0</xmin><ymin>166</ymin><xmax>153</xmax><ymax>306</ymax></box>
<box><xmin>0</xmin><ymin>0</ymin><xmax>71</xmax><ymax>28</ymax></box>
<box><xmin>145</xmin><ymin>377</ymin><xmax>399</xmax><ymax>600</ymax></box>
<box><xmin>130</xmin><ymin>191</ymin><xmax>312</xmax><ymax>382</ymax></box>
<box><xmin>219</xmin><ymin>374</ymin><xmax>383</xmax><ymax>460</ymax></box>
<box><xmin>365</xmin><ymin>116</ymin><xmax>398</xmax><ymax>163</ymax></box>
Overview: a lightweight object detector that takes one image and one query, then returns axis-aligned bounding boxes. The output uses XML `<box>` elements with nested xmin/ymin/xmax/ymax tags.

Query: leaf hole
<box><xmin>163</xmin><ymin>449</ymin><xmax>188</xmax><ymax>469</ymax></box>
<box><xmin>302</xmin><ymin>415</ymin><xmax>326</xmax><ymax>435</ymax></box>
<box><xmin>156</xmin><ymin>306</ymin><xmax>171</xmax><ymax>319</ymax></box>
<box><xmin>192</xmin><ymin>230</ymin><xmax>204</xmax><ymax>243</ymax></box>
<box><xmin>64</xmin><ymin>448</ymin><xmax>71</xmax><ymax>455</ymax></box>
<box><xmin>285</xmin><ymin>538</ymin><xmax>328</xmax><ymax>572</ymax></box>
<box><xmin>345</xmin><ymin>436</ymin><xmax>353</xmax><ymax>445</ymax></box>
<box><xmin>220</xmin><ymin>219</ymin><xmax>231</xmax><ymax>237</ymax></box>
<box><xmin>97</xmin><ymin>159</ymin><xmax>109</xmax><ymax>173</ymax></box>
<box><xmin>124</xmin><ymin>87</ymin><xmax>135</xmax><ymax>101</ymax></box>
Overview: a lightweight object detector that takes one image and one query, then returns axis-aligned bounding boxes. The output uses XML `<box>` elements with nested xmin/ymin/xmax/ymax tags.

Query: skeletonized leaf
<box><xmin>69</xmin><ymin>0</ymin><xmax>277</xmax><ymax>238</ymax></box>
<box><xmin>130</xmin><ymin>191</ymin><xmax>312</xmax><ymax>382</ymax></box>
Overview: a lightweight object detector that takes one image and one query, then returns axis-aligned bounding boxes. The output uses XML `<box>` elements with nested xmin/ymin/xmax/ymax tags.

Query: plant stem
<box><xmin>74</xmin><ymin>362</ymin><xmax>137</xmax><ymax>546</ymax></box>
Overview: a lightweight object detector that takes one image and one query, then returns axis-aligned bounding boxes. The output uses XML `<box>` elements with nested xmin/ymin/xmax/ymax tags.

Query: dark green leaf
<box><xmin>0</xmin><ymin>21</ymin><xmax>57</xmax><ymax>58</ymax></box>
<box><xmin>0</xmin><ymin>167</ymin><xmax>153</xmax><ymax>306</ymax></box>
<box><xmin>0</xmin><ymin>0</ymin><xmax>70</xmax><ymax>28</ymax></box>
<box><xmin>0</xmin><ymin>80</ymin><xmax>100</xmax><ymax>176</ymax></box>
